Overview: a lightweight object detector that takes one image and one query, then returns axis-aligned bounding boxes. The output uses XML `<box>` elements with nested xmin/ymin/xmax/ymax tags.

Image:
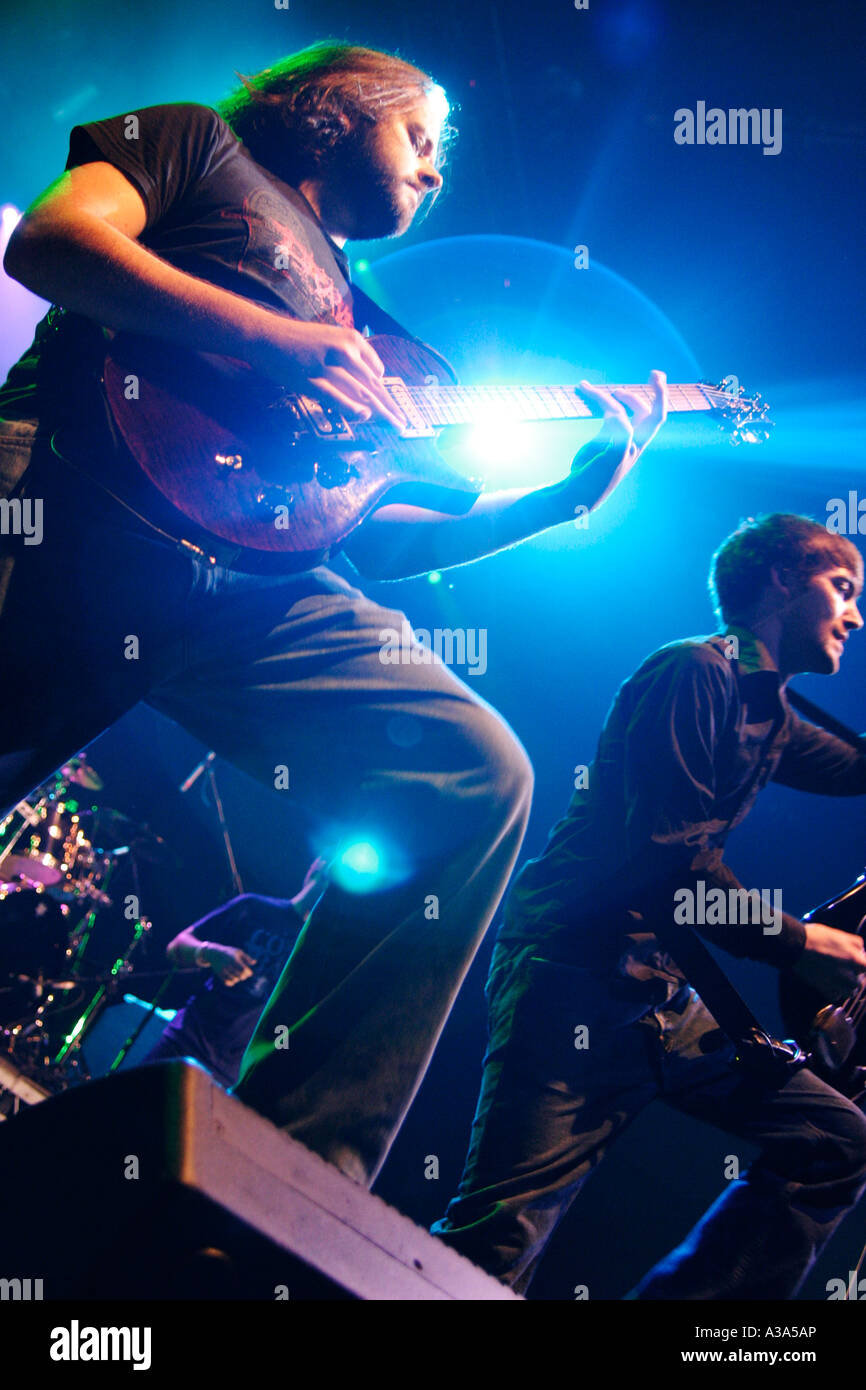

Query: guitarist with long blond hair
<box><xmin>0</xmin><ymin>42</ymin><xmax>666</xmax><ymax>1184</ymax></box>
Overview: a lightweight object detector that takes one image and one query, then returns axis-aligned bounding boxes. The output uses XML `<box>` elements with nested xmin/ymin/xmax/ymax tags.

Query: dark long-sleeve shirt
<box><xmin>501</xmin><ymin>628</ymin><xmax>866</xmax><ymax>971</ymax></box>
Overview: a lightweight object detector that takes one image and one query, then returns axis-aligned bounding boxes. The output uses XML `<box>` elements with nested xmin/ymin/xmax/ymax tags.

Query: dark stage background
<box><xmin>1</xmin><ymin>0</ymin><xmax>864</xmax><ymax>1300</ymax></box>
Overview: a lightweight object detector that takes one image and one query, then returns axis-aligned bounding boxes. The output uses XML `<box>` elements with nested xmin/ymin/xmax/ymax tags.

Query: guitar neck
<box><xmin>401</xmin><ymin>380</ymin><xmax>741</xmax><ymax>428</ymax></box>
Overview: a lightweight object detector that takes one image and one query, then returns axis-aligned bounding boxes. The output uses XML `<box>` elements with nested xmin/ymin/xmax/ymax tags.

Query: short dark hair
<box><xmin>218</xmin><ymin>42</ymin><xmax>453</xmax><ymax>188</ymax></box>
<box><xmin>709</xmin><ymin>513</ymin><xmax>863</xmax><ymax>623</ymax></box>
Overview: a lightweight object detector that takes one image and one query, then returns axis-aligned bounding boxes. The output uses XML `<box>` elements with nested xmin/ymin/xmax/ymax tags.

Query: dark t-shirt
<box><xmin>152</xmin><ymin>893</ymin><xmax>305</xmax><ymax>1086</ymax></box>
<box><xmin>0</xmin><ymin>102</ymin><xmax>354</xmax><ymax>443</ymax></box>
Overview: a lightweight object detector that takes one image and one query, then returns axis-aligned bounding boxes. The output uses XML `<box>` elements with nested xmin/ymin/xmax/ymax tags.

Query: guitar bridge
<box><xmin>810</xmin><ymin>1003</ymin><xmax>857</xmax><ymax>1071</ymax></box>
<box><xmin>295</xmin><ymin>396</ymin><xmax>356</xmax><ymax>441</ymax></box>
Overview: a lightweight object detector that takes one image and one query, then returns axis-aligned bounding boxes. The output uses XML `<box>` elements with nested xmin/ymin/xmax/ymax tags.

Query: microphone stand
<box><xmin>178</xmin><ymin>751</ymin><xmax>244</xmax><ymax>897</ymax></box>
<box><xmin>204</xmin><ymin>759</ymin><xmax>244</xmax><ymax>898</ymax></box>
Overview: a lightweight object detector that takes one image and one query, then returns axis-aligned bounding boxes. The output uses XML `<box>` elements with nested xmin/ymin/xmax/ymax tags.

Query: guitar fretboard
<box><xmin>398</xmin><ymin>381</ymin><xmax>739</xmax><ymax>428</ymax></box>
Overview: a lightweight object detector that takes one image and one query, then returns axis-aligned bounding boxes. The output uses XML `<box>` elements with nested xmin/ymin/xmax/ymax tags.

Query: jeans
<box><xmin>432</xmin><ymin>939</ymin><xmax>866</xmax><ymax>1297</ymax></box>
<box><xmin>0</xmin><ymin>444</ymin><xmax>533</xmax><ymax>1184</ymax></box>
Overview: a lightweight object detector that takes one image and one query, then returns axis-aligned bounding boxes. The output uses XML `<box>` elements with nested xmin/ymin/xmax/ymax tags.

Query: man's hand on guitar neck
<box><xmin>790</xmin><ymin>921</ymin><xmax>866</xmax><ymax>1002</ymax></box>
<box><xmin>566</xmin><ymin>370</ymin><xmax>668</xmax><ymax>513</ymax></box>
<box><xmin>345</xmin><ymin>370</ymin><xmax>668</xmax><ymax>580</ymax></box>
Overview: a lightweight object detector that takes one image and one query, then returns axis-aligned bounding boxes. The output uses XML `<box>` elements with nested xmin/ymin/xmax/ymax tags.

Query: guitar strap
<box><xmin>653</xmin><ymin>918</ymin><xmax>810</xmax><ymax>1085</ymax></box>
<box><xmin>653</xmin><ymin>916</ymin><xmax>777</xmax><ymax>1041</ymax></box>
<box><xmin>350</xmin><ymin>283</ymin><xmax>459</xmax><ymax>384</ymax></box>
<box><xmin>350</xmin><ymin>283</ymin><xmax>417</xmax><ymax>340</ymax></box>
<box><xmin>786</xmin><ymin>688</ymin><xmax>866</xmax><ymax>754</ymax></box>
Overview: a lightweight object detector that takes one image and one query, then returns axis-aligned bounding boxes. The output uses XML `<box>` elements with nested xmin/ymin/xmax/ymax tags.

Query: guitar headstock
<box><xmin>701</xmin><ymin>378</ymin><xmax>774</xmax><ymax>445</ymax></box>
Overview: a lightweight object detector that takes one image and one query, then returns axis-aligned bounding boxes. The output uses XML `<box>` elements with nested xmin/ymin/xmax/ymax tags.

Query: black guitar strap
<box><xmin>350</xmin><ymin>283</ymin><xmax>459</xmax><ymax>384</ymax></box>
<box><xmin>653</xmin><ymin>917</ymin><xmax>809</xmax><ymax>1085</ymax></box>
<box><xmin>786</xmin><ymin>688</ymin><xmax>866</xmax><ymax>754</ymax></box>
<box><xmin>653</xmin><ymin>916</ymin><xmax>776</xmax><ymax>1040</ymax></box>
<box><xmin>350</xmin><ymin>282</ymin><xmax>417</xmax><ymax>341</ymax></box>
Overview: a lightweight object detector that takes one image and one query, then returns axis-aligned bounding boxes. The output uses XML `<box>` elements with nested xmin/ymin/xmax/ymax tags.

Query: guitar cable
<box><xmin>49</xmin><ymin>428</ymin><xmax>219</xmax><ymax>565</ymax></box>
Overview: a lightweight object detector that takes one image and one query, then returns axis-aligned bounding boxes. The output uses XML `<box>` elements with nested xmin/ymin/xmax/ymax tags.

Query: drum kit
<box><xmin>0</xmin><ymin>755</ymin><xmax>166</xmax><ymax>1111</ymax></box>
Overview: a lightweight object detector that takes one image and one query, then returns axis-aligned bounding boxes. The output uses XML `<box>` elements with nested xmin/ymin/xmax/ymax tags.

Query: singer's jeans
<box><xmin>432</xmin><ymin>940</ymin><xmax>866</xmax><ymax>1297</ymax></box>
<box><xmin>0</xmin><ymin>439</ymin><xmax>532</xmax><ymax>1184</ymax></box>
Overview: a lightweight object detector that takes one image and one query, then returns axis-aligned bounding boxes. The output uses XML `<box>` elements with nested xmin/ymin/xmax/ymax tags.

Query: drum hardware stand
<box><xmin>106</xmin><ymin>967</ymin><xmax>180</xmax><ymax>1073</ymax></box>
<box><xmin>51</xmin><ymin>848</ymin><xmax>145</xmax><ymax>1062</ymax></box>
<box><xmin>67</xmin><ymin>859</ymin><xmax>117</xmax><ymax>970</ymax></box>
<box><xmin>53</xmin><ymin>914</ymin><xmax>152</xmax><ymax>1066</ymax></box>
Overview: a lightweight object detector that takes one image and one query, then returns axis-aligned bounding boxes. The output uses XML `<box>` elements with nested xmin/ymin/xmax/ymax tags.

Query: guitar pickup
<box><xmin>295</xmin><ymin>383</ymin><xmax>435</xmax><ymax>439</ymax></box>
<box><xmin>383</xmin><ymin>378</ymin><xmax>437</xmax><ymax>437</ymax></box>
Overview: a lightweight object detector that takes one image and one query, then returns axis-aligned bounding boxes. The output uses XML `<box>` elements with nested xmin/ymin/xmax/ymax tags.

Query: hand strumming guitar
<box><xmin>790</xmin><ymin>921</ymin><xmax>866</xmax><ymax>1003</ymax></box>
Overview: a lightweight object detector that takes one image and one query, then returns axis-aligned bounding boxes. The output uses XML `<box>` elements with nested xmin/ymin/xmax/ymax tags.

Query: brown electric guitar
<box><xmin>778</xmin><ymin>874</ymin><xmax>866</xmax><ymax>1101</ymax></box>
<box><xmin>99</xmin><ymin>331</ymin><xmax>772</xmax><ymax>572</ymax></box>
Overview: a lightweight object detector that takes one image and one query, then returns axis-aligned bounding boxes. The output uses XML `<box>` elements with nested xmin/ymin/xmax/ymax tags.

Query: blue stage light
<box><xmin>330</xmin><ymin>839</ymin><xmax>385</xmax><ymax>893</ymax></box>
<box><xmin>365</xmin><ymin>235</ymin><xmax>700</xmax><ymax>491</ymax></box>
<box><xmin>342</xmin><ymin>841</ymin><xmax>380</xmax><ymax>874</ymax></box>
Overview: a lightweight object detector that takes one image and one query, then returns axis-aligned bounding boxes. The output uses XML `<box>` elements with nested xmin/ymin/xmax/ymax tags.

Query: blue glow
<box><xmin>466</xmin><ymin>419</ymin><xmax>548</xmax><ymax>473</ymax></box>
<box><xmin>330</xmin><ymin>840</ymin><xmax>386</xmax><ymax>893</ymax></box>
<box><xmin>342</xmin><ymin>841</ymin><xmax>379</xmax><ymax>874</ymax></box>
<box><xmin>427</xmin><ymin>570</ymin><xmax>442</xmax><ymax>584</ymax></box>
<box><xmin>365</xmin><ymin>235</ymin><xmax>700</xmax><ymax>490</ymax></box>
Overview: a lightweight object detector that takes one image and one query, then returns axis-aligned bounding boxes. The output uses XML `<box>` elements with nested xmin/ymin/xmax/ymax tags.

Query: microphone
<box><xmin>178</xmin><ymin>750</ymin><xmax>216</xmax><ymax>794</ymax></box>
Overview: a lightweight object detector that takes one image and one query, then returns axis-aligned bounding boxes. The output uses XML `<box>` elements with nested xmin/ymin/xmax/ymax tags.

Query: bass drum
<box><xmin>0</xmin><ymin>888</ymin><xmax>71</xmax><ymax>1025</ymax></box>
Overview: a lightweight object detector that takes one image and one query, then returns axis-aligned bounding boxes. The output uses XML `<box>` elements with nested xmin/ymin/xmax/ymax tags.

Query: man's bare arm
<box><xmin>3</xmin><ymin>161</ymin><xmax>403</xmax><ymax>424</ymax></box>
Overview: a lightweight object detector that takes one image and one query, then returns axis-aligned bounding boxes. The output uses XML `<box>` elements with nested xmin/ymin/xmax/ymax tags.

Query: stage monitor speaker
<box><xmin>0</xmin><ymin>1060</ymin><xmax>518</xmax><ymax>1301</ymax></box>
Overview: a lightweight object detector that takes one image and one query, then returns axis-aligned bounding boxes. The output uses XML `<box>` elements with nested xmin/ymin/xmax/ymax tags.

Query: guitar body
<box><xmin>98</xmin><ymin>328</ymin><xmax>770</xmax><ymax>572</ymax></box>
<box><xmin>101</xmin><ymin>333</ymin><xmax>480</xmax><ymax>571</ymax></box>
<box><xmin>778</xmin><ymin>874</ymin><xmax>866</xmax><ymax>1099</ymax></box>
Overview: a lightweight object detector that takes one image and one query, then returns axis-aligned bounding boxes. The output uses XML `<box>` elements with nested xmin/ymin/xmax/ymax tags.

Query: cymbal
<box><xmin>87</xmin><ymin>809</ymin><xmax>173</xmax><ymax>864</ymax></box>
<box><xmin>129</xmin><ymin>826</ymin><xmax>173</xmax><ymax>864</ymax></box>
<box><xmin>60</xmin><ymin>758</ymin><xmax>104</xmax><ymax>791</ymax></box>
<box><xmin>88</xmin><ymin>806</ymin><xmax>136</xmax><ymax>833</ymax></box>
